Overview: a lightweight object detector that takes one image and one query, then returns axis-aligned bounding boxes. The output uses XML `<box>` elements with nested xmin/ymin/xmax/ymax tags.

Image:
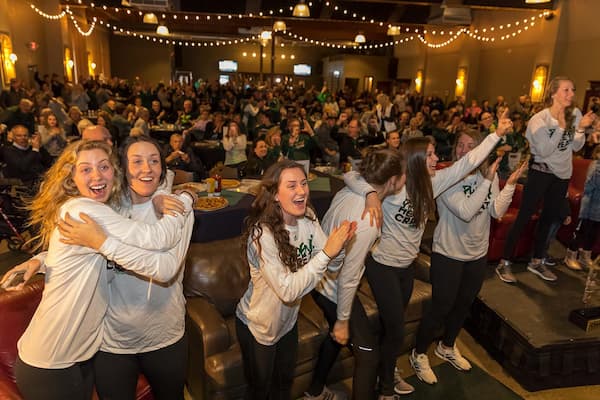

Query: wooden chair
<box><xmin>173</xmin><ymin>169</ymin><xmax>195</xmax><ymax>185</ymax></box>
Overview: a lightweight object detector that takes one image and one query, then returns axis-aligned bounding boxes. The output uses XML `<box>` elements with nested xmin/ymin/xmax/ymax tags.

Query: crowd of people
<box><xmin>0</xmin><ymin>73</ymin><xmax>599</xmax><ymax>400</ymax></box>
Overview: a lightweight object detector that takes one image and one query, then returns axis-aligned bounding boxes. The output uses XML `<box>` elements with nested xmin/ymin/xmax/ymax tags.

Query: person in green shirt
<box><xmin>282</xmin><ymin>117</ymin><xmax>317</xmax><ymax>161</ymax></box>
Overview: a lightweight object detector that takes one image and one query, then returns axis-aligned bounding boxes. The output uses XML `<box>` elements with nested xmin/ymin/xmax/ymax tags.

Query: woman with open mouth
<box><xmin>235</xmin><ymin>160</ymin><xmax>356</xmax><ymax>400</ymax></box>
<box><xmin>342</xmin><ymin>112</ymin><xmax>511</xmax><ymax>399</ymax></box>
<box><xmin>10</xmin><ymin>138</ymin><xmax>194</xmax><ymax>400</ymax></box>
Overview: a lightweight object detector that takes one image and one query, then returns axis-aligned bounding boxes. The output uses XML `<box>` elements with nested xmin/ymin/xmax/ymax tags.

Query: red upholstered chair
<box><xmin>557</xmin><ymin>158</ymin><xmax>600</xmax><ymax>255</ymax></box>
<box><xmin>0</xmin><ymin>279</ymin><xmax>153</xmax><ymax>400</ymax></box>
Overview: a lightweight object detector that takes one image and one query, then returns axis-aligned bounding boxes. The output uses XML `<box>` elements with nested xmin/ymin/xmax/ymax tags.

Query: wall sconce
<box><xmin>530</xmin><ymin>65</ymin><xmax>548</xmax><ymax>103</ymax></box>
<box><xmin>455</xmin><ymin>67</ymin><xmax>467</xmax><ymax>97</ymax></box>
<box><xmin>66</xmin><ymin>59</ymin><xmax>74</xmax><ymax>69</ymax></box>
<box><xmin>8</xmin><ymin>53</ymin><xmax>17</xmax><ymax>64</ymax></box>
<box><xmin>415</xmin><ymin>69</ymin><xmax>423</xmax><ymax>94</ymax></box>
<box><xmin>333</xmin><ymin>70</ymin><xmax>341</xmax><ymax>78</ymax></box>
<box><xmin>90</xmin><ymin>62</ymin><xmax>96</xmax><ymax>70</ymax></box>
<box><xmin>293</xmin><ymin>1</ymin><xmax>310</xmax><ymax>17</ymax></box>
<box><xmin>364</xmin><ymin>76</ymin><xmax>374</xmax><ymax>92</ymax></box>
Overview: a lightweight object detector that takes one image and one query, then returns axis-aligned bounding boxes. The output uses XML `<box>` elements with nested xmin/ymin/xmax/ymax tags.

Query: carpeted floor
<box><xmin>401</xmin><ymin>362</ymin><xmax>523</xmax><ymax>400</ymax></box>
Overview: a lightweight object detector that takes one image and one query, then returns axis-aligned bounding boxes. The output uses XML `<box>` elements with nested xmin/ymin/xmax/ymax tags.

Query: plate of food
<box><xmin>221</xmin><ymin>178</ymin><xmax>241</xmax><ymax>189</ymax></box>
<box><xmin>173</xmin><ymin>182</ymin><xmax>207</xmax><ymax>193</ymax></box>
<box><xmin>308</xmin><ymin>172</ymin><xmax>318</xmax><ymax>181</ymax></box>
<box><xmin>194</xmin><ymin>196</ymin><xmax>229</xmax><ymax>211</ymax></box>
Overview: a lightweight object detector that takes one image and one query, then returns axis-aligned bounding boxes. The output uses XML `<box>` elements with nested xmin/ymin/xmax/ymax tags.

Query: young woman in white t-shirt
<box><xmin>235</xmin><ymin>160</ymin><xmax>356</xmax><ymax>400</ymax></box>
<box><xmin>12</xmin><ymin>140</ymin><xmax>192</xmax><ymax>400</ymax></box>
<box><xmin>343</xmin><ymin>115</ymin><xmax>511</xmax><ymax>398</ymax></box>
<box><xmin>410</xmin><ymin>130</ymin><xmax>525</xmax><ymax>385</ymax></box>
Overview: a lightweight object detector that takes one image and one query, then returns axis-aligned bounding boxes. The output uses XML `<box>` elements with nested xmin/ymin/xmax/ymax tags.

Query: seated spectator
<box><xmin>255</xmin><ymin>111</ymin><xmax>275</xmax><ymax>140</ymax></box>
<box><xmin>129</xmin><ymin>127</ymin><xmax>144</xmax><ymax>137</ymax></box>
<box><xmin>177</xmin><ymin>99</ymin><xmax>198</xmax><ymax>128</ymax></box>
<box><xmin>70</xmin><ymin>84</ymin><xmax>90</xmax><ymax>113</ymax></box>
<box><xmin>479</xmin><ymin>111</ymin><xmax>495</xmax><ymax>136</ymax></box>
<box><xmin>385</xmin><ymin>131</ymin><xmax>401</xmax><ymax>150</ymax></box>
<box><xmin>164</xmin><ymin>133</ymin><xmax>207</xmax><ymax>180</ymax></box>
<box><xmin>133</xmin><ymin>107</ymin><xmax>151</xmax><ymax>136</ymax></box>
<box><xmin>100</xmin><ymin>99</ymin><xmax>117</xmax><ymax>116</ymax></box>
<box><xmin>265</xmin><ymin>126</ymin><xmax>283</xmax><ymax>163</ymax></box>
<box><xmin>148</xmin><ymin>100</ymin><xmax>167</xmax><ymax>125</ymax></box>
<box><xmin>204</xmin><ymin>112</ymin><xmax>225</xmax><ymax>141</ymax></box>
<box><xmin>96</xmin><ymin>111</ymin><xmax>120</xmax><ymax>145</ymax></box>
<box><xmin>81</xmin><ymin>125</ymin><xmax>113</xmax><ymax>146</ymax></box>
<box><xmin>184</xmin><ymin>108</ymin><xmax>212</xmax><ymax>142</ymax></box>
<box><xmin>315</xmin><ymin>113</ymin><xmax>340</xmax><ymax>166</ymax></box>
<box><xmin>282</xmin><ymin>117</ymin><xmax>316</xmax><ymax>161</ymax></box>
<box><xmin>0</xmin><ymin>125</ymin><xmax>51</xmax><ymax>184</ymax></box>
<box><xmin>111</xmin><ymin>103</ymin><xmax>133</xmax><ymax>142</ymax></box>
<box><xmin>38</xmin><ymin>111</ymin><xmax>67</xmax><ymax>158</ymax></box>
<box><xmin>222</xmin><ymin>121</ymin><xmax>248</xmax><ymax>168</ymax></box>
<box><xmin>339</xmin><ymin>118</ymin><xmax>363</xmax><ymax>163</ymax></box>
<box><xmin>402</xmin><ymin>117</ymin><xmax>424</xmax><ymax>142</ymax></box>
<box><xmin>5</xmin><ymin>99</ymin><xmax>35</xmax><ymax>134</ymax></box>
<box><xmin>244</xmin><ymin>139</ymin><xmax>275</xmax><ymax>177</ymax></box>
<box><xmin>76</xmin><ymin>118</ymin><xmax>94</xmax><ymax>136</ymax></box>
<box><xmin>64</xmin><ymin>106</ymin><xmax>84</xmax><ymax>138</ymax></box>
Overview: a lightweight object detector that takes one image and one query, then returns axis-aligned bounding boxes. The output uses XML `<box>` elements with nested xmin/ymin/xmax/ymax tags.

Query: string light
<box><xmin>29</xmin><ymin>3</ymin><xmax>66</xmax><ymax>20</ymax></box>
<box><xmin>418</xmin><ymin>30</ymin><xmax>465</xmax><ymax>48</ymax></box>
<box><xmin>66</xmin><ymin>9</ymin><xmax>96</xmax><ymax>36</ymax></box>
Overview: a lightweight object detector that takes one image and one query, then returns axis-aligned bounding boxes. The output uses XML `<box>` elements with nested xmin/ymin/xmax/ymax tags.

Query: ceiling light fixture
<box><xmin>156</xmin><ymin>24</ymin><xmax>169</xmax><ymax>36</ymax></box>
<box><xmin>293</xmin><ymin>1</ymin><xmax>310</xmax><ymax>17</ymax></box>
<box><xmin>273</xmin><ymin>20</ymin><xmax>287</xmax><ymax>32</ymax></box>
<box><xmin>143</xmin><ymin>13</ymin><xmax>158</xmax><ymax>24</ymax></box>
<box><xmin>354</xmin><ymin>32</ymin><xmax>366</xmax><ymax>43</ymax></box>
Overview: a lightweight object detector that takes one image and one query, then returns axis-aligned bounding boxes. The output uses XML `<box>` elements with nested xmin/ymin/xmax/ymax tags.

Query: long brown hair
<box><xmin>359</xmin><ymin>147</ymin><xmax>405</xmax><ymax>186</ymax></box>
<box><xmin>242</xmin><ymin>160</ymin><xmax>315</xmax><ymax>272</ymax></box>
<box><xmin>403</xmin><ymin>137</ymin><xmax>435</xmax><ymax>228</ymax></box>
<box><xmin>544</xmin><ymin>76</ymin><xmax>576</xmax><ymax>133</ymax></box>
<box><xmin>452</xmin><ymin>129</ymin><xmax>489</xmax><ymax>176</ymax></box>
<box><xmin>28</xmin><ymin>140</ymin><xmax>123</xmax><ymax>251</ymax></box>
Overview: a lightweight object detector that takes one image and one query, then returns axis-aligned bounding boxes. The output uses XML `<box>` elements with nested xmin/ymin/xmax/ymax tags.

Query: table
<box><xmin>191</xmin><ymin>174</ymin><xmax>343</xmax><ymax>243</ymax></box>
<box><xmin>150</xmin><ymin>126</ymin><xmax>182</xmax><ymax>144</ymax></box>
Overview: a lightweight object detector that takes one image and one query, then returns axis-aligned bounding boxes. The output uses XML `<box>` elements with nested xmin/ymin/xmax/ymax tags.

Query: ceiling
<box><xmin>66</xmin><ymin>0</ymin><xmax>556</xmax><ymax>46</ymax></box>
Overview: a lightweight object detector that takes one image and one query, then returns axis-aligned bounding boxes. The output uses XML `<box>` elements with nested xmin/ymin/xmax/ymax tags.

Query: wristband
<box><xmin>576</xmin><ymin>128</ymin><xmax>585</xmax><ymax>134</ymax></box>
<box><xmin>322</xmin><ymin>249</ymin><xmax>332</xmax><ymax>260</ymax></box>
<box><xmin>366</xmin><ymin>190</ymin><xmax>377</xmax><ymax>197</ymax></box>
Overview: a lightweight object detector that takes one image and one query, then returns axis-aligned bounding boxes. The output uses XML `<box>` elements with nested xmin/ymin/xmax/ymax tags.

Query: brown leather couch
<box><xmin>0</xmin><ymin>279</ymin><xmax>153</xmax><ymax>400</ymax></box>
<box><xmin>184</xmin><ymin>236</ymin><xmax>432</xmax><ymax>400</ymax></box>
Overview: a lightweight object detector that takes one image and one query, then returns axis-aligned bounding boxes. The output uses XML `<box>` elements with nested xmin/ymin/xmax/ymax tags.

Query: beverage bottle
<box><xmin>214</xmin><ymin>174</ymin><xmax>222</xmax><ymax>196</ymax></box>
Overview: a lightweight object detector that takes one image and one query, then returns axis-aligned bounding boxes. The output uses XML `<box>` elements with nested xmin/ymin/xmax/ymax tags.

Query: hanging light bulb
<box><xmin>273</xmin><ymin>20</ymin><xmax>287</xmax><ymax>32</ymax></box>
<box><xmin>354</xmin><ymin>32</ymin><xmax>366</xmax><ymax>43</ymax></box>
<box><xmin>143</xmin><ymin>13</ymin><xmax>158</xmax><ymax>24</ymax></box>
<box><xmin>293</xmin><ymin>1</ymin><xmax>310</xmax><ymax>17</ymax></box>
<box><xmin>156</xmin><ymin>24</ymin><xmax>169</xmax><ymax>36</ymax></box>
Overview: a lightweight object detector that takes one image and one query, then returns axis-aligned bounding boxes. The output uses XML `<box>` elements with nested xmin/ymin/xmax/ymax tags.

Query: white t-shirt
<box><xmin>433</xmin><ymin>173</ymin><xmax>515</xmax><ymax>260</ymax></box>
<box><xmin>344</xmin><ymin>132</ymin><xmax>500</xmax><ymax>268</ymax></box>
<box><xmin>527</xmin><ymin>108</ymin><xmax>584</xmax><ymax>179</ymax></box>
<box><xmin>236</xmin><ymin>215</ymin><xmax>335</xmax><ymax>345</ymax></box>
<box><xmin>316</xmin><ymin>188</ymin><xmax>379</xmax><ymax>320</ymax></box>
<box><xmin>18</xmin><ymin>196</ymin><xmax>189</xmax><ymax>368</ymax></box>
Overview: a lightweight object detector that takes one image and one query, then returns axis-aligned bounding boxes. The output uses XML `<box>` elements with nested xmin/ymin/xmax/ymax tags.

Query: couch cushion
<box><xmin>184</xmin><ymin>239</ymin><xmax>250</xmax><ymax>316</ymax></box>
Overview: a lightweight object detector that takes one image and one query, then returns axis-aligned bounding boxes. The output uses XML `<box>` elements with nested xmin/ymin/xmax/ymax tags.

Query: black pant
<box><xmin>415</xmin><ymin>253</ymin><xmax>486</xmax><ymax>354</ymax></box>
<box><xmin>15</xmin><ymin>355</ymin><xmax>95</xmax><ymax>400</ymax></box>
<box><xmin>364</xmin><ymin>255</ymin><xmax>414</xmax><ymax>396</ymax></box>
<box><xmin>94</xmin><ymin>335</ymin><xmax>188</xmax><ymax>400</ymax></box>
<box><xmin>569</xmin><ymin>219</ymin><xmax>600</xmax><ymax>251</ymax></box>
<box><xmin>236</xmin><ymin>317</ymin><xmax>298</xmax><ymax>400</ymax></box>
<box><xmin>503</xmin><ymin>168</ymin><xmax>569</xmax><ymax>260</ymax></box>
<box><xmin>308</xmin><ymin>291</ymin><xmax>379</xmax><ymax>400</ymax></box>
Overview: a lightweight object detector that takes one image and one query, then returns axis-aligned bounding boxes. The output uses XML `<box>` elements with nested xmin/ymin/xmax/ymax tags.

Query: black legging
<box><xmin>415</xmin><ymin>253</ymin><xmax>486</xmax><ymax>354</ymax></box>
<box><xmin>236</xmin><ymin>318</ymin><xmax>298</xmax><ymax>400</ymax></box>
<box><xmin>94</xmin><ymin>335</ymin><xmax>188</xmax><ymax>400</ymax></box>
<box><xmin>308</xmin><ymin>290</ymin><xmax>379</xmax><ymax>400</ymax></box>
<box><xmin>569</xmin><ymin>219</ymin><xmax>600</xmax><ymax>251</ymax></box>
<box><xmin>15</xmin><ymin>356</ymin><xmax>95</xmax><ymax>400</ymax></box>
<box><xmin>364</xmin><ymin>254</ymin><xmax>414</xmax><ymax>397</ymax></box>
<box><xmin>503</xmin><ymin>168</ymin><xmax>569</xmax><ymax>260</ymax></box>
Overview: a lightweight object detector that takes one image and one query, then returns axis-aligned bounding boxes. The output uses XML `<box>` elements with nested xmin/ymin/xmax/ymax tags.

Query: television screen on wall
<box><xmin>218</xmin><ymin>60</ymin><xmax>238</xmax><ymax>72</ymax></box>
<box><xmin>219</xmin><ymin>75</ymin><xmax>230</xmax><ymax>85</ymax></box>
<box><xmin>293</xmin><ymin>64</ymin><xmax>312</xmax><ymax>76</ymax></box>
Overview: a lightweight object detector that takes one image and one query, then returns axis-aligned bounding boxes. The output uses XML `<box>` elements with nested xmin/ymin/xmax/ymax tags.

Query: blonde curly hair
<box><xmin>28</xmin><ymin>140</ymin><xmax>123</xmax><ymax>251</ymax></box>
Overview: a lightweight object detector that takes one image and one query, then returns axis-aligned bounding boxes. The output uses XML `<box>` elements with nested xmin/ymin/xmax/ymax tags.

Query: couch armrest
<box><xmin>0</xmin><ymin>375</ymin><xmax>21</xmax><ymax>400</ymax></box>
<box><xmin>186</xmin><ymin>297</ymin><xmax>231</xmax><ymax>359</ymax></box>
<box><xmin>413</xmin><ymin>253</ymin><xmax>431</xmax><ymax>283</ymax></box>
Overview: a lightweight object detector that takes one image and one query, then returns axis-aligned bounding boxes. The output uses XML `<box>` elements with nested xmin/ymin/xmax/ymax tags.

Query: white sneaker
<box><xmin>434</xmin><ymin>342</ymin><xmax>472</xmax><ymax>371</ymax></box>
<box><xmin>303</xmin><ymin>386</ymin><xmax>346</xmax><ymax>400</ymax></box>
<box><xmin>409</xmin><ymin>349</ymin><xmax>438</xmax><ymax>384</ymax></box>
